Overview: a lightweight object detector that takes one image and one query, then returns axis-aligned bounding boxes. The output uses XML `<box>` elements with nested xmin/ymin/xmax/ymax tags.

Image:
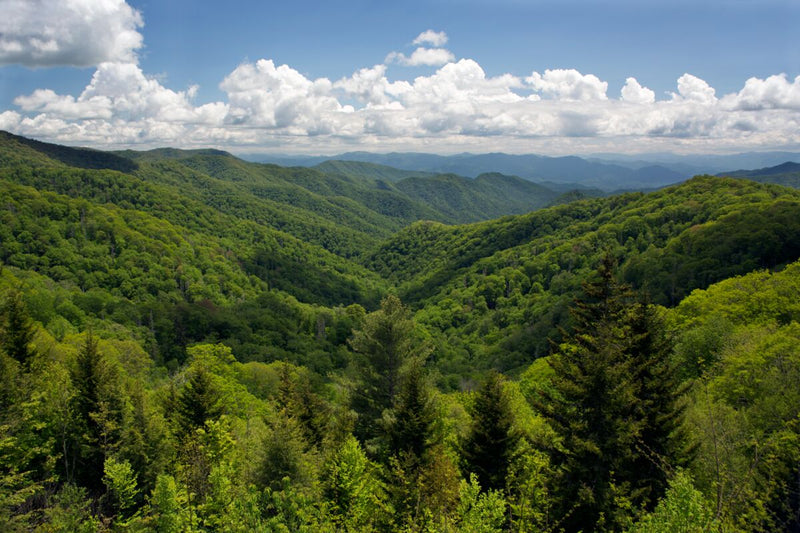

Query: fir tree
<box><xmin>175</xmin><ymin>367</ymin><xmax>222</xmax><ymax>438</ymax></box>
<box><xmin>461</xmin><ymin>370</ymin><xmax>519</xmax><ymax>493</ymax></box>
<box><xmin>627</xmin><ymin>300</ymin><xmax>692</xmax><ymax>509</ymax></box>
<box><xmin>349</xmin><ymin>294</ymin><xmax>431</xmax><ymax>450</ymax></box>
<box><xmin>0</xmin><ymin>290</ymin><xmax>35</xmax><ymax>369</ymax></box>
<box><xmin>384</xmin><ymin>356</ymin><xmax>437</xmax><ymax>466</ymax></box>
<box><xmin>534</xmin><ymin>255</ymin><xmax>646</xmax><ymax>532</ymax></box>
<box><xmin>71</xmin><ymin>332</ymin><xmax>126</xmax><ymax>493</ymax></box>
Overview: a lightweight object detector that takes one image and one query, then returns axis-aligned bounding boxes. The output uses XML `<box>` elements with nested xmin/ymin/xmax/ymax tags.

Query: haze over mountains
<box><xmin>256</xmin><ymin>150</ymin><xmax>800</xmax><ymax>191</ymax></box>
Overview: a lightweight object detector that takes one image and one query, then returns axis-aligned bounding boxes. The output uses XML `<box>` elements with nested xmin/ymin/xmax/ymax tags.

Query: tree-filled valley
<box><xmin>0</xmin><ymin>130</ymin><xmax>798</xmax><ymax>532</ymax></box>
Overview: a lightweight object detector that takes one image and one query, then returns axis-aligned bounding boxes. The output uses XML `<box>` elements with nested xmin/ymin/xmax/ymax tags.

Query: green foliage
<box><xmin>452</xmin><ymin>474</ymin><xmax>507</xmax><ymax>533</ymax></box>
<box><xmin>102</xmin><ymin>455</ymin><xmax>139</xmax><ymax>518</ymax></box>
<box><xmin>0</xmin><ymin>290</ymin><xmax>36</xmax><ymax>368</ymax></box>
<box><xmin>349</xmin><ymin>294</ymin><xmax>431</xmax><ymax>449</ymax></box>
<box><xmin>321</xmin><ymin>435</ymin><xmax>387</xmax><ymax>531</ymax></box>
<box><xmin>176</xmin><ymin>367</ymin><xmax>223</xmax><ymax>438</ymax></box>
<box><xmin>628</xmin><ymin>471</ymin><xmax>717</xmax><ymax>533</ymax></box>
<box><xmin>148</xmin><ymin>474</ymin><xmax>185</xmax><ymax>533</ymax></box>
<box><xmin>460</xmin><ymin>371</ymin><xmax>519</xmax><ymax>493</ymax></box>
<box><xmin>38</xmin><ymin>483</ymin><xmax>99</xmax><ymax>533</ymax></box>
<box><xmin>534</xmin><ymin>257</ymin><xmax>683</xmax><ymax>531</ymax></box>
<box><xmin>1</xmin><ymin>134</ymin><xmax>800</xmax><ymax>531</ymax></box>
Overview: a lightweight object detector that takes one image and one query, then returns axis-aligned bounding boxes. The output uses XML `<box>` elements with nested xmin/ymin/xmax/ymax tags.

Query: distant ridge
<box><xmin>259</xmin><ymin>150</ymin><xmax>687</xmax><ymax>191</ymax></box>
<box><xmin>717</xmin><ymin>161</ymin><xmax>800</xmax><ymax>189</ymax></box>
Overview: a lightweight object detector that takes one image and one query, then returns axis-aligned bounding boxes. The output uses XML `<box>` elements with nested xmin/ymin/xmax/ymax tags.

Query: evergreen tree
<box><xmin>534</xmin><ymin>255</ymin><xmax>645</xmax><ymax>532</ymax></box>
<box><xmin>0</xmin><ymin>290</ymin><xmax>35</xmax><ymax>369</ymax></box>
<box><xmin>349</xmin><ymin>294</ymin><xmax>431</xmax><ymax>450</ymax></box>
<box><xmin>627</xmin><ymin>300</ymin><xmax>692</xmax><ymax>509</ymax></box>
<box><xmin>384</xmin><ymin>356</ymin><xmax>437</xmax><ymax>466</ymax></box>
<box><xmin>175</xmin><ymin>367</ymin><xmax>222</xmax><ymax>438</ymax></box>
<box><xmin>71</xmin><ymin>332</ymin><xmax>127</xmax><ymax>493</ymax></box>
<box><xmin>461</xmin><ymin>370</ymin><xmax>519</xmax><ymax>493</ymax></box>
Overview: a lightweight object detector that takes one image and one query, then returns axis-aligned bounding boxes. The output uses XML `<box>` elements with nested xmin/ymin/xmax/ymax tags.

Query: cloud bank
<box><xmin>2</xmin><ymin>16</ymin><xmax>799</xmax><ymax>154</ymax></box>
<box><xmin>0</xmin><ymin>0</ymin><xmax>143</xmax><ymax>67</ymax></box>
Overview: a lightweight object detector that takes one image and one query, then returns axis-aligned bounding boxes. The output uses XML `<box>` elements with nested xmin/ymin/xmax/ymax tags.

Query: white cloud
<box><xmin>0</xmin><ymin>0</ymin><xmax>143</xmax><ymax>67</ymax></box>
<box><xmin>527</xmin><ymin>69</ymin><xmax>608</xmax><ymax>101</ymax></box>
<box><xmin>3</xmin><ymin>28</ymin><xmax>800</xmax><ymax>155</ymax></box>
<box><xmin>391</xmin><ymin>47</ymin><xmax>456</xmax><ymax>67</ymax></box>
<box><xmin>620</xmin><ymin>77</ymin><xmax>655</xmax><ymax>104</ymax></box>
<box><xmin>724</xmin><ymin>73</ymin><xmax>800</xmax><ymax>110</ymax></box>
<box><xmin>413</xmin><ymin>30</ymin><xmax>448</xmax><ymax>47</ymax></box>
<box><xmin>673</xmin><ymin>73</ymin><xmax>717</xmax><ymax>104</ymax></box>
<box><xmin>0</xmin><ymin>110</ymin><xmax>21</xmax><ymax>130</ymax></box>
<box><xmin>334</xmin><ymin>65</ymin><xmax>412</xmax><ymax>105</ymax></box>
<box><xmin>220</xmin><ymin>59</ymin><xmax>353</xmax><ymax>136</ymax></box>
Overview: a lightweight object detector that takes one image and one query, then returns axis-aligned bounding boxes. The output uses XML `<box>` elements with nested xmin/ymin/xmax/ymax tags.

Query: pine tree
<box><xmin>384</xmin><ymin>357</ymin><xmax>437</xmax><ymax>466</ymax></box>
<box><xmin>461</xmin><ymin>370</ymin><xmax>519</xmax><ymax>493</ymax></box>
<box><xmin>627</xmin><ymin>300</ymin><xmax>692</xmax><ymax>509</ymax></box>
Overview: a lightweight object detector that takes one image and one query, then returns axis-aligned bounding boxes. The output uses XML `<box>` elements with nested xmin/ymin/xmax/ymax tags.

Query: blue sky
<box><xmin>0</xmin><ymin>0</ymin><xmax>798</xmax><ymax>155</ymax></box>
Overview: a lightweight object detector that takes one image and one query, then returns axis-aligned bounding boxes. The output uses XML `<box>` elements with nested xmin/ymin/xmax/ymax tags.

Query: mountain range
<box><xmin>255</xmin><ymin>149</ymin><xmax>800</xmax><ymax>191</ymax></box>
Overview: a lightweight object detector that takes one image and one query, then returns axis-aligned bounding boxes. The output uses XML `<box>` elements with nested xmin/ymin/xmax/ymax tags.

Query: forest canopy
<box><xmin>0</xmin><ymin>132</ymin><xmax>798</xmax><ymax>531</ymax></box>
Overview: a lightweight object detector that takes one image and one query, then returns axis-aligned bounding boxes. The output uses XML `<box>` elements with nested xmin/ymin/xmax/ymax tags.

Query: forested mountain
<box><xmin>0</xmin><ymin>133</ymin><xmax>798</xmax><ymax>531</ymax></box>
<box><xmin>262</xmin><ymin>150</ymin><xmax>688</xmax><ymax>190</ymax></box>
<box><xmin>718</xmin><ymin>161</ymin><xmax>800</xmax><ymax>188</ymax></box>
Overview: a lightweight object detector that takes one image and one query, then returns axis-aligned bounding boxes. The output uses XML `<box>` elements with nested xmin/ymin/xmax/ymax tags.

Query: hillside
<box><xmin>1</xmin><ymin>133</ymin><xmax>799</xmax><ymax>531</ymax></box>
<box><xmin>718</xmin><ymin>161</ymin><xmax>800</xmax><ymax>188</ymax></box>
<box><xmin>262</xmin><ymin>150</ymin><xmax>689</xmax><ymax>190</ymax></box>
<box><xmin>368</xmin><ymin>176</ymin><xmax>800</xmax><ymax>373</ymax></box>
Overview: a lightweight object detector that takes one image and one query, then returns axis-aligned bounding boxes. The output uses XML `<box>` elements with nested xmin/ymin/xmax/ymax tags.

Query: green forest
<box><xmin>0</xmin><ymin>130</ymin><xmax>798</xmax><ymax>532</ymax></box>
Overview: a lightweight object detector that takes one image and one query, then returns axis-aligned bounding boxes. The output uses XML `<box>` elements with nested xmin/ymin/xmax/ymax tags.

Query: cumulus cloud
<box><xmin>413</xmin><ymin>30</ymin><xmax>448</xmax><ymax>47</ymax></box>
<box><xmin>620</xmin><ymin>77</ymin><xmax>655</xmax><ymax>104</ymax></box>
<box><xmin>527</xmin><ymin>69</ymin><xmax>608</xmax><ymax>100</ymax></box>
<box><xmin>0</xmin><ymin>0</ymin><xmax>143</xmax><ymax>67</ymax></box>
<box><xmin>673</xmin><ymin>73</ymin><xmax>717</xmax><ymax>104</ymax></box>
<box><xmin>334</xmin><ymin>65</ymin><xmax>412</xmax><ymax>105</ymax></box>
<box><xmin>220</xmin><ymin>59</ymin><xmax>348</xmax><ymax>134</ymax></box>
<box><xmin>725</xmin><ymin>73</ymin><xmax>800</xmax><ymax>110</ymax></box>
<box><xmin>387</xmin><ymin>47</ymin><xmax>456</xmax><ymax>67</ymax></box>
<box><xmin>3</xmin><ymin>28</ymin><xmax>800</xmax><ymax>154</ymax></box>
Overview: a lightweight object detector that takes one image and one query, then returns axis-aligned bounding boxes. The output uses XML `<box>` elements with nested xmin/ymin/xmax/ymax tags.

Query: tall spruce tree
<box><xmin>349</xmin><ymin>294</ymin><xmax>431</xmax><ymax>451</ymax></box>
<box><xmin>627</xmin><ymin>300</ymin><xmax>692</xmax><ymax>508</ymax></box>
<box><xmin>461</xmin><ymin>370</ymin><xmax>519</xmax><ymax>493</ymax></box>
<box><xmin>176</xmin><ymin>367</ymin><xmax>222</xmax><ymax>438</ymax></box>
<box><xmin>71</xmin><ymin>332</ymin><xmax>126</xmax><ymax>493</ymax></box>
<box><xmin>534</xmin><ymin>255</ymin><xmax>650</xmax><ymax>531</ymax></box>
<box><xmin>384</xmin><ymin>357</ymin><xmax>437</xmax><ymax>467</ymax></box>
<box><xmin>1</xmin><ymin>290</ymin><xmax>35</xmax><ymax>369</ymax></box>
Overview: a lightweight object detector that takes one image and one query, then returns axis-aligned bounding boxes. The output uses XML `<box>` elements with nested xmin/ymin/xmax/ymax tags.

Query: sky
<box><xmin>0</xmin><ymin>0</ymin><xmax>798</xmax><ymax>156</ymax></box>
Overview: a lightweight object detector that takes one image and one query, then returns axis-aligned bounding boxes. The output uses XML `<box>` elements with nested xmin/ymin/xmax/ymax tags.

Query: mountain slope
<box><xmin>262</xmin><ymin>150</ymin><xmax>689</xmax><ymax>190</ymax></box>
<box><xmin>366</xmin><ymin>176</ymin><xmax>800</xmax><ymax>374</ymax></box>
<box><xmin>718</xmin><ymin>161</ymin><xmax>800</xmax><ymax>188</ymax></box>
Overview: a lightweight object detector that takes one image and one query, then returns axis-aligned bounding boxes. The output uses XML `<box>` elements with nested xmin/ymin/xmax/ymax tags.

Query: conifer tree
<box><xmin>384</xmin><ymin>356</ymin><xmax>437</xmax><ymax>466</ymax></box>
<box><xmin>627</xmin><ymin>300</ymin><xmax>692</xmax><ymax>508</ymax></box>
<box><xmin>175</xmin><ymin>367</ymin><xmax>222</xmax><ymax>438</ymax></box>
<box><xmin>0</xmin><ymin>290</ymin><xmax>35</xmax><ymax>368</ymax></box>
<box><xmin>349</xmin><ymin>294</ymin><xmax>431</xmax><ymax>450</ymax></box>
<box><xmin>461</xmin><ymin>370</ymin><xmax>519</xmax><ymax>493</ymax></box>
<box><xmin>71</xmin><ymin>332</ymin><xmax>126</xmax><ymax>493</ymax></box>
<box><xmin>534</xmin><ymin>255</ymin><xmax>645</xmax><ymax>532</ymax></box>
